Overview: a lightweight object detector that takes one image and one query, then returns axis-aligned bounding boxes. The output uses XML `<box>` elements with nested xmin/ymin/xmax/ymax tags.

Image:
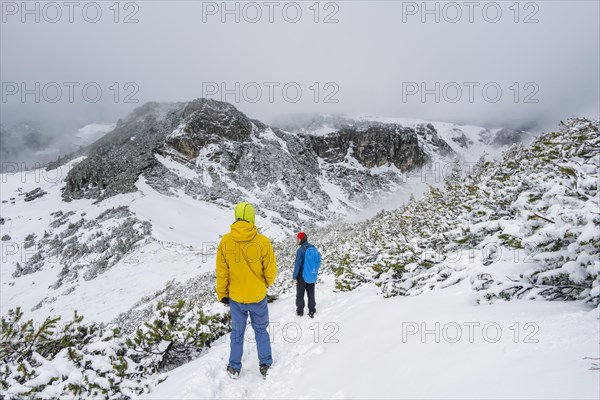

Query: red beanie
<box><xmin>297</xmin><ymin>232</ymin><xmax>306</xmax><ymax>240</ymax></box>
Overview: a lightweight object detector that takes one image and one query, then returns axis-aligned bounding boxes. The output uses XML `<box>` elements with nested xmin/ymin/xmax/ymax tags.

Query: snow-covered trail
<box><xmin>141</xmin><ymin>279</ymin><xmax>599</xmax><ymax>399</ymax></box>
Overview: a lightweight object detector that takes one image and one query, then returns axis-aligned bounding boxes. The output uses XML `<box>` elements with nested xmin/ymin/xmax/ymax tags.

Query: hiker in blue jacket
<box><xmin>293</xmin><ymin>232</ymin><xmax>318</xmax><ymax>318</ymax></box>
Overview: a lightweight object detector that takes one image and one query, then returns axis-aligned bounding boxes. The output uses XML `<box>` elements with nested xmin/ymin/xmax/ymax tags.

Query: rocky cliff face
<box><xmin>164</xmin><ymin>99</ymin><xmax>255</xmax><ymax>161</ymax></box>
<box><xmin>59</xmin><ymin>99</ymin><xmax>457</xmax><ymax>229</ymax></box>
<box><xmin>308</xmin><ymin>122</ymin><xmax>452</xmax><ymax>170</ymax></box>
<box><xmin>277</xmin><ymin>114</ymin><xmax>533</xmax><ymax>163</ymax></box>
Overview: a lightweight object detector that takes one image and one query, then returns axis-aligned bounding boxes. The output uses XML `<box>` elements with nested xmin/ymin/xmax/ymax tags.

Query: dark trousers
<box><xmin>296</xmin><ymin>275</ymin><xmax>316</xmax><ymax>315</ymax></box>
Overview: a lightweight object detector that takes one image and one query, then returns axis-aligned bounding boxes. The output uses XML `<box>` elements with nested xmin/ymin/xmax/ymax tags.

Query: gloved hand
<box><xmin>220</xmin><ymin>297</ymin><xmax>230</xmax><ymax>305</ymax></box>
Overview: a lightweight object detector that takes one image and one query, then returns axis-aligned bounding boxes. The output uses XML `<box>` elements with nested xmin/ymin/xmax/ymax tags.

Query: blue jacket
<box><xmin>293</xmin><ymin>242</ymin><xmax>314</xmax><ymax>280</ymax></box>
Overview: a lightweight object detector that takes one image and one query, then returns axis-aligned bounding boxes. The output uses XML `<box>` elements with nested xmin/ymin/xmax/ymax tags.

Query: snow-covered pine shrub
<box><xmin>477</xmin><ymin>118</ymin><xmax>599</xmax><ymax>303</ymax></box>
<box><xmin>0</xmin><ymin>307</ymin><xmax>139</xmax><ymax>399</ymax></box>
<box><xmin>125</xmin><ymin>299</ymin><xmax>231</xmax><ymax>373</ymax></box>
<box><xmin>0</xmin><ymin>300</ymin><xmax>230</xmax><ymax>399</ymax></box>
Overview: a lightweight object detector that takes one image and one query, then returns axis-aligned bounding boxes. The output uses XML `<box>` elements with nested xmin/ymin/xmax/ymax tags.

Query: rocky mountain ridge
<box><xmin>58</xmin><ymin>98</ymin><xmax>464</xmax><ymax>229</ymax></box>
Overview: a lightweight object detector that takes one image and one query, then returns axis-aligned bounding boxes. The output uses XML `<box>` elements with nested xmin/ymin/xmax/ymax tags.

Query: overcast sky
<box><xmin>1</xmin><ymin>0</ymin><xmax>599</xmax><ymax>136</ymax></box>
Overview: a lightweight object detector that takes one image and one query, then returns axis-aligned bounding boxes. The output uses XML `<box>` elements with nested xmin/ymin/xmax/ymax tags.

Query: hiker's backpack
<box><xmin>302</xmin><ymin>246</ymin><xmax>321</xmax><ymax>284</ymax></box>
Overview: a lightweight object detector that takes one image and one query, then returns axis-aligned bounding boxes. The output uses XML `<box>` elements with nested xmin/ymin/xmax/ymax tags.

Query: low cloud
<box><xmin>1</xmin><ymin>1</ymin><xmax>598</xmax><ymax>158</ymax></box>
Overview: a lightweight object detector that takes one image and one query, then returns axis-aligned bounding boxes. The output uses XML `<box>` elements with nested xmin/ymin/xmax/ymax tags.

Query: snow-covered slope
<box><xmin>0</xmin><ymin>155</ymin><xmax>284</xmax><ymax>325</ymax></box>
<box><xmin>1</xmin><ymin>114</ymin><xmax>596</xmax><ymax>400</ymax></box>
<box><xmin>141</xmin><ymin>279</ymin><xmax>599</xmax><ymax>399</ymax></box>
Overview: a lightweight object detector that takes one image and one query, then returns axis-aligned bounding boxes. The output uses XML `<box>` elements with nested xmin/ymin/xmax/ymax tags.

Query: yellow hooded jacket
<box><xmin>216</xmin><ymin>221</ymin><xmax>277</xmax><ymax>304</ymax></box>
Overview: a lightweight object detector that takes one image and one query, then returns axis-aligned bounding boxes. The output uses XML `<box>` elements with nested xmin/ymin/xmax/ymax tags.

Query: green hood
<box><xmin>230</xmin><ymin>221</ymin><xmax>258</xmax><ymax>242</ymax></box>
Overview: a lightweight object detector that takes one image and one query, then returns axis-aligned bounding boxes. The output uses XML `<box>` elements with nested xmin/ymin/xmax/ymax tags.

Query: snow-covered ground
<box><xmin>141</xmin><ymin>278</ymin><xmax>599</xmax><ymax>399</ymax></box>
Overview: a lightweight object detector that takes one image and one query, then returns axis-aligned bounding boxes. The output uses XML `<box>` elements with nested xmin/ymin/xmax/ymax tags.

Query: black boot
<box><xmin>259</xmin><ymin>364</ymin><xmax>270</xmax><ymax>379</ymax></box>
<box><xmin>227</xmin><ymin>365</ymin><xmax>240</xmax><ymax>379</ymax></box>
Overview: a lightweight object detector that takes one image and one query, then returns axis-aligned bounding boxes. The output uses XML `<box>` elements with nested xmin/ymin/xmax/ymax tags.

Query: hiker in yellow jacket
<box><xmin>216</xmin><ymin>202</ymin><xmax>277</xmax><ymax>379</ymax></box>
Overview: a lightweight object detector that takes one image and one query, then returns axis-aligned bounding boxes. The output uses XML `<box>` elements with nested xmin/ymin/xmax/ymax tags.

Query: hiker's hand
<box><xmin>292</xmin><ymin>279</ymin><xmax>297</xmax><ymax>285</ymax></box>
<box><xmin>220</xmin><ymin>297</ymin><xmax>230</xmax><ymax>305</ymax></box>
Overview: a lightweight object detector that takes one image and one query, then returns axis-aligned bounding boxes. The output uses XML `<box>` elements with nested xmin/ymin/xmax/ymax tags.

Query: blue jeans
<box><xmin>229</xmin><ymin>296</ymin><xmax>272</xmax><ymax>371</ymax></box>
